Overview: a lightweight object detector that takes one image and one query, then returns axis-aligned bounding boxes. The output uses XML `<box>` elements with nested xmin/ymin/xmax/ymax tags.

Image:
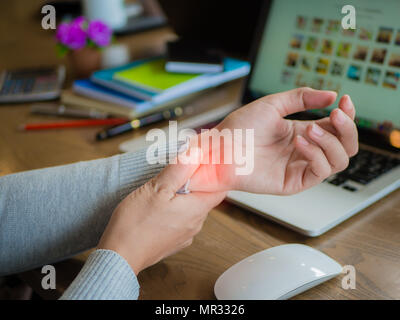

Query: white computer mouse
<box><xmin>214</xmin><ymin>244</ymin><xmax>342</xmax><ymax>300</ymax></box>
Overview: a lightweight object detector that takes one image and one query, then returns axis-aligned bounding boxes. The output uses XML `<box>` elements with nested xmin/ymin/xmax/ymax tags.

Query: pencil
<box><xmin>18</xmin><ymin>118</ymin><xmax>129</xmax><ymax>131</ymax></box>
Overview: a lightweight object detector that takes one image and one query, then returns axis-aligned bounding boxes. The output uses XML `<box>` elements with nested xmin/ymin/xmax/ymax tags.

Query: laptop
<box><xmin>120</xmin><ymin>0</ymin><xmax>400</xmax><ymax>237</ymax></box>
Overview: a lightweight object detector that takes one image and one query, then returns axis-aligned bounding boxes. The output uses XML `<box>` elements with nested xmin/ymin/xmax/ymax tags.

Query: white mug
<box><xmin>101</xmin><ymin>44</ymin><xmax>131</xmax><ymax>68</ymax></box>
<box><xmin>83</xmin><ymin>0</ymin><xmax>128</xmax><ymax>30</ymax></box>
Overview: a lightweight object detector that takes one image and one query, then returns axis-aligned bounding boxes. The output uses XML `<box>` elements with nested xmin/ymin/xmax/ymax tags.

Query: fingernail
<box><xmin>311</xmin><ymin>123</ymin><xmax>324</xmax><ymax>137</ymax></box>
<box><xmin>176</xmin><ymin>179</ymin><xmax>191</xmax><ymax>194</ymax></box>
<box><xmin>342</xmin><ymin>95</ymin><xmax>352</xmax><ymax>108</ymax></box>
<box><xmin>297</xmin><ymin>135</ymin><xmax>309</xmax><ymax>145</ymax></box>
<box><xmin>335</xmin><ymin>109</ymin><xmax>345</xmax><ymax>124</ymax></box>
<box><xmin>346</xmin><ymin>94</ymin><xmax>353</xmax><ymax>105</ymax></box>
<box><xmin>178</xmin><ymin>139</ymin><xmax>189</xmax><ymax>154</ymax></box>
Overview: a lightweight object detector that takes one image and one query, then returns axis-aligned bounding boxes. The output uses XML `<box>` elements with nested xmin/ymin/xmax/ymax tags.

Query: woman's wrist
<box><xmin>185</xmin><ymin>129</ymin><xmax>237</xmax><ymax>192</ymax></box>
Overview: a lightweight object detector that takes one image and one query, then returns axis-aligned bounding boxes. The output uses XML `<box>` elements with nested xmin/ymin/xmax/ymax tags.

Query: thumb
<box><xmin>262</xmin><ymin>87</ymin><xmax>337</xmax><ymax>117</ymax></box>
<box><xmin>155</xmin><ymin>146</ymin><xmax>202</xmax><ymax>193</ymax></box>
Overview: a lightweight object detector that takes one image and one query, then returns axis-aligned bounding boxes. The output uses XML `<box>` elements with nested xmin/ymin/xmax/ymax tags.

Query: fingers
<box><xmin>295</xmin><ymin>135</ymin><xmax>332</xmax><ymax>187</ymax></box>
<box><xmin>338</xmin><ymin>94</ymin><xmax>355</xmax><ymax>120</ymax></box>
<box><xmin>154</xmin><ymin>147</ymin><xmax>202</xmax><ymax>194</ymax></box>
<box><xmin>174</xmin><ymin>191</ymin><xmax>226</xmax><ymax>213</ymax></box>
<box><xmin>330</xmin><ymin>108</ymin><xmax>359</xmax><ymax>157</ymax></box>
<box><xmin>312</xmin><ymin>94</ymin><xmax>357</xmax><ymax>157</ymax></box>
<box><xmin>295</xmin><ymin>120</ymin><xmax>354</xmax><ymax>188</ymax></box>
<box><xmin>262</xmin><ymin>87</ymin><xmax>337</xmax><ymax>117</ymax></box>
<box><xmin>306</xmin><ymin>123</ymin><xmax>349</xmax><ymax>173</ymax></box>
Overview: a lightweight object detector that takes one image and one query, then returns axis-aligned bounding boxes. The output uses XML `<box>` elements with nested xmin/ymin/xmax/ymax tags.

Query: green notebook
<box><xmin>113</xmin><ymin>59</ymin><xmax>199</xmax><ymax>93</ymax></box>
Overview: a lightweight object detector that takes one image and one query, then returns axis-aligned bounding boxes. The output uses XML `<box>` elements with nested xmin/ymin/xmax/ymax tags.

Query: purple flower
<box><xmin>87</xmin><ymin>20</ymin><xmax>112</xmax><ymax>47</ymax></box>
<box><xmin>55</xmin><ymin>18</ymin><xmax>111</xmax><ymax>52</ymax></box>
<box><xmin>56</xmin><ymin>21</ymin><xmax>87</xmax><ymax>50</ymax></box>
<box><xmin>72</xmin><ymin>16</ymin><xmax>86</xmax><ymax>27</ymax></box>
<box><xmin>55</xmin><ymin>22</ymin><xmax>70</xmax><ymax>43</ymax></box>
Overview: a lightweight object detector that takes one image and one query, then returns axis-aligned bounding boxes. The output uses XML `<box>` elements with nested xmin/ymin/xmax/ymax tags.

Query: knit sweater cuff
<box><xmin>60</xmin><ymin>249</ymin><xmax>139</xmax><ymax>300</ymax></box>
<box><xmin>118</xmin><ymin>140</ymin><xmax>188</xmax><ymax>199</ymax></box>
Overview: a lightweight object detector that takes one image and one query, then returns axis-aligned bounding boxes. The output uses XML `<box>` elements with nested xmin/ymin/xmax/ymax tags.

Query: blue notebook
<box><xmin>73</xmin><ymin>79</ymin><xmax>152</xmax><ymax>113</ymax></box>
<box><xmin>91</xmin><ymin>57</ymin><xmax>158</xmax><ymax>101</ymax></box>
<box><xmin>91</xmin><ymin>57</ymin><xmax>251</xmax><ymax>104</ymax></box>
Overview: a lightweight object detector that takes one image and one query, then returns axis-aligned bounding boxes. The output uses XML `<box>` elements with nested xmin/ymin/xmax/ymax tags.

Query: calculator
<box><xmin>0</xmin><ymin>66</ymin><xmax>65</xmax><ymax>103</ymax></box>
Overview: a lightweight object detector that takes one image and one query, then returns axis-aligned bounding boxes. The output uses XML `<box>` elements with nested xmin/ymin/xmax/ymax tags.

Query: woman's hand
<box><xmin>98</xmin><ymin>150</ymin><xmax>226</xmax><ymax>275</ymax></box>
<box><xmin>189</xmin><ymin>87</ymin><xmax>358</xmax><ymax>195</ymax></box>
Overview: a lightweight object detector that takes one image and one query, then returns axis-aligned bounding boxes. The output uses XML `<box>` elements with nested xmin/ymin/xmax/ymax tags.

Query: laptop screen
<box><xmin>248</xmin><ymin>0</ymin><xmax>400</xmax><ymax>129</ymax></box>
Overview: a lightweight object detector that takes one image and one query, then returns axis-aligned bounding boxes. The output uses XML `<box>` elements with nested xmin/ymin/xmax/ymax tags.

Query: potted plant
<box><xmin>56</xmin><ymin>16</ymin><xmax>113</xmax><ymax>78</ymax></box>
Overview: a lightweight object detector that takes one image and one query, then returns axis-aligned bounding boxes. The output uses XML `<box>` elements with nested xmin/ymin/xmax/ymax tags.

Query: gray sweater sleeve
<box><xmin>0</xmin><ymin>144</ymin><xmax>183</xmax><ymax>299</ymax></box>
<box><xmin>60</xmin><ymin>249</ymin><xmax>140</xmax><ymax>300</ymax></box>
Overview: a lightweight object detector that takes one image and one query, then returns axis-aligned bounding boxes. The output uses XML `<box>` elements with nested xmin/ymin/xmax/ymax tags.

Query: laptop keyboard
<box><xmin>327</xmin><ymin>149</ymin><xmax>400</xmax><ymax>191</ymax></box>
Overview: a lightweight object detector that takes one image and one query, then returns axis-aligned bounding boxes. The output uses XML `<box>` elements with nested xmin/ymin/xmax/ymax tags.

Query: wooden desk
<box><xmin>2</xmin><ymin>0</ymin><xmax>400</xmax><ymax>300</ymax></box>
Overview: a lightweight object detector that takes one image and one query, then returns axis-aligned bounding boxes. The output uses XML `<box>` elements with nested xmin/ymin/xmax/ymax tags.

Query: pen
<box><xmin>19</xmin><ymin>118</ymin><xmax>129</xmax><ymax>131</ymax></box>
<box><xmin>30</xmin><ymin>104</ymin><xmax>110</xmax><ymax>119</ymax></box>
<box><xmin>96</xmin><ymin>107</ymin><xmax>184</xmax><ymax>141</ymax></box>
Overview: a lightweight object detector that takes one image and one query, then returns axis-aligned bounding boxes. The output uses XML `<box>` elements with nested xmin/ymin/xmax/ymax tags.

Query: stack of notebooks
<box><xmin>62</xmin><ymin>57</ymin><xmax>251</xmax><ymax>119</ymax></box>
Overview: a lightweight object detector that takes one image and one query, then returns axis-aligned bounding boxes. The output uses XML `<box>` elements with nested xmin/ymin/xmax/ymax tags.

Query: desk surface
<box><xmin>1</xmin><ymin>0</ymin><xmax>400</xmax><ymax>300</ymax></box>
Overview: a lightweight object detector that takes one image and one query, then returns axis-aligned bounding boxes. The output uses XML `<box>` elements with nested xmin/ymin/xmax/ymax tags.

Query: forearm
<box><xmin>0</xmin><ymin>148</ymin><xmax>169</xmax><ymax>276</ymax></box>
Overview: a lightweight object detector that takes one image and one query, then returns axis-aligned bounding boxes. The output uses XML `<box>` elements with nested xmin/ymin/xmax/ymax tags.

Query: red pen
<box><xmin>18</xmin><ymin>118</ymin><xmax>128</xmax><ymax>131</ymax></box>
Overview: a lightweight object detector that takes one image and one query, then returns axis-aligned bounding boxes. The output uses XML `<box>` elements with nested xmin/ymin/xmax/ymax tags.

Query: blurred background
<box><xmin>0</xmin><ymin>0</ymin><xmax>264</xmax><ymax>72</ymax></box>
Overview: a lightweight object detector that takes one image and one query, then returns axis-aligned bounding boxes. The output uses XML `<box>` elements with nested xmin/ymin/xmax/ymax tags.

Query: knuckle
<box><xmin>297</xmin><ymin>86</ymin><xmax>307</xmax><ymax>94</ymax></box>
<box><xmin>296</xmin><ymin>86</ymin><xmax>312</xmax><ymax>100</ymax></box>
<box><xmin>322</xmin><ymin>163</ymin><xmax>332</xmax><ymax>178</ymax></box>
<box><xmin>181</xmin><ymin>238</ymin><xmax>193</xmax><ymax>249</ymax></box>
<box><xmin>294</xmin><ymin>87</ymin><xmax>305</xmax><ymax>106</ymax></box>
<box><xmin>345</xmin><ymin>119</ymin><xmax>358</xmax><ymax>136</ymax></box>
<box><xmin>128</xmin><ymin>185</ymin><xmax>144</xmax><ymax>201</ymax></box>
<box><xmin>275</xmin><ymin>117</ymin><xmax>292</xmax><ymax>137</ymax></box>
<box><xmin>338</xmin><ymin>156</ymin><xmax>350</xmax><ymax>171</ymax></box>
<box><xmin>311</xmin><ymin>145</ymin><xmax>325</xmax><ymax>161</ymax></box>
<box><xmin>189</xmin><ymin>221</ymin><xmax>202</xmax><ymax>234</ymax></box>
<box><xmin>195</xmin><ymin>211</ymin><xmax>209</xmax><ymax>225</ymax></box>
<box><xmin>194</xmin><ymin>223</ymin><xmax>204</xmax><ymax>234</ymax></box>
<box><xmin>146</xmin><ymin>178</ymin><xmax>173</xmax><ymax>199</ymax></box>
<box><xmin>188</xmin><ymin>218</ymin><xmax>205</xmax><ymax>235</ymax></box>
<box><xmin>314</xmin><ymin>155</ymin><xmax>331</xmax><ymax>178</ymax></box>
<box><xmin>297</xmin><ymin>86</ymin><xmax>312</xmax><ymax>95</ymax></box>
<box><xmin>331</xmin><ymin>155</ymin><xmax>349</xmax><ymax>172</ymax></box>
<box><xmin>312</xmin><ymin>163</ymin><xmax>330</xmax><ymax>180</ymax></box>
